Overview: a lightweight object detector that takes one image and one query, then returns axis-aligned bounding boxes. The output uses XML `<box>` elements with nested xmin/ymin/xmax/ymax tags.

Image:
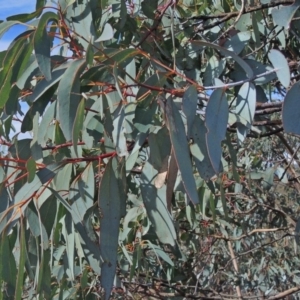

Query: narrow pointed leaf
<box><xmin>0</xmin><ymin>37</ymin><xmax>28</xmax><ymax>108</ymax></box>
<box><xmin>15</xmin><ymin>219</ymin><xmax>26</xmax><ymax>300</ymax></box>
<box><xmin>72</xmin><ymin>98</ymin><xmax>85</xmax><ymax>156</ymax></box>
<box><xmin>0</xmin><ymin>21</ymin><xmax>22</xmax><ymax>38</ymax></box>
<box><xmin>98</xmin><ymin>158</ymin><xmax>125</xmax><ymax>300</ymax></box>
<box><xmin>205</xmin><ymin>89</ymin><xmax>229</xmax><ymax>174</ymax></box>
<box><xmin>164</xmin><ymin>96</ymin><xmax>199</xmax><ymax>205</ymax></box>
<box><xmin>190</xmin><ymin>117</ymin><xmax>216</xmax><ymax>180</ymax></box>
<box><xmin>236</xmin><ymin>82</ymin><xmax>256</xmax><ymax>143</ymax></box>
<box><xmin>140</xmin><ymin>161</ymin><xmax>177</xmax><ymax>245</ymax></box>
<box><xmin>33</xmin><ymin>12</ymin><xmax>59</xmax><ymax>81</ymax></box>
<box><xmin>182</xmin><ymin>85</ymin><xmax>198</xmax><ymax>137</ymax></box>
<box><xmin>26</xmin><ymin>157</ymin><xmax>36</xmax><ymax>183</ymax></box>
<box><xmin>58</xmin><ymin>59</ymin><xmax>86</xmax><ymax>141</ymax></box>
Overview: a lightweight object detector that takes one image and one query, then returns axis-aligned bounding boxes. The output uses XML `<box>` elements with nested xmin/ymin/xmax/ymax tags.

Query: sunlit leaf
<box><xmin>95</xmin><ymin>23</ymin><xmax>114</xmax><ymax>42</ymax></box>
<box><xmin>272</xmin><ymin>0</ymin><xmax>300</xmax><ymax>28</ymax></box>
<box><xmin>58</xmin><ymin>59</ymin><xmax>86</xmax><ymax>141</ymax></box>
<box><xmin>268</xmin><ymin>49</ymin><xmax>290</xmax><ymax>88</ymax></box>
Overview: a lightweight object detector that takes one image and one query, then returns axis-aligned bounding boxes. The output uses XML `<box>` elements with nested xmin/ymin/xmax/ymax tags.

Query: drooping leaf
<box><xmin>0</xmin><ymin>231</ymin><xmax>17</xmax><ymax>297</ymax></box>
<box><xmin>205</xmin><ymin>89</ymin><xmax>229</xmax><ymax>174</ymax></box>
<box><xmin>26</xmin><ymin>157</ymin><xmax>36</xmax><ymax>183</ymax></box>
<box><xmin>70</xmin><ymin>162</ymin><xmax>94</xmax><ymax>222</ymax></box>
<box><xmin>112</xmin><ymin>103</ymin><xmax>128</xmax><ymax>156</ymax></box>
<box><xmin>58</xmin><ymin>59</ymin><xmax>86</xmax><ymax>141</ymax></box>
<box><xmin>98</xmin><ymin>157</ymin><xmax>126</xmax><ymax>300</ymax></box>
<box><xmin>190</xmin><ymin>117</ymin><xmax>216</xmax><ymax>180</ymax></box>
<box><xmin>236</xmin><ymin>82</ymin><xmax>256</xmax><ymax>143</ymax></box>
<box><xmin>33</xmin><ymin>12</ymin><xmax>59</xmax><ymax>81</ymax></box>
<box><xmin>72</xmin><ymin>98</ymin><xmax>85</xmax><ymax>156</ymax></box>
<box><xmin>163</xmin><ymin>96</ymin><xmax>199</xmax><ymax>205</ymax></box>
<box><xmin>140</xmin><ymin>161</ymin><xmax>177</xmax><ymax>245</ymax></box>
<box><xmin>182</xmin><ymin>85</ymin><xmax>198</xmax><ymax>137</ymax></box>
<box><xmin>14</xmin><ymin>219</ymin><xmax>26</xmax><ymax>300</ymax></box>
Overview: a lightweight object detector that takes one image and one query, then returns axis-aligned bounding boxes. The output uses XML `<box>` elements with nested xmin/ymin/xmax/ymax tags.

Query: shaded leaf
<box><xmin>182</xmin><ymin>85</ymin><xmax>198</xmax><ymax>137</ymax></box>
<box><xmin>190</xmin><ymin>117</ymin><xmax>216</xmax><ymax>180</ymax></box>
<box><xmin>283</xmin><ymin>81</ymin><xmax>300</xmax><ymax>134</ymax></box>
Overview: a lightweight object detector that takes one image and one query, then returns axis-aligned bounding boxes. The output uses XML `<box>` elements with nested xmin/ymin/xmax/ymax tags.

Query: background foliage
<box><xmin>1</xmin><ymin>0</ymin><xmax>300</xmax><ymax>298</ymax></box>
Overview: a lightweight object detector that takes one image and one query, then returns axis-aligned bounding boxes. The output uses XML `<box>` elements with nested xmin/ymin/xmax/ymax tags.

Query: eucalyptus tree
<box><xmin>1</xmin><ymin>0</ymin><xmax>300</xmax><ymax>299</ymax></box>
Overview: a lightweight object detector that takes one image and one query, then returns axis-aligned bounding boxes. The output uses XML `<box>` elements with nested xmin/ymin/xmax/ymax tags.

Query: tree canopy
<box><xmin>1</xmin><ymin>0</ymin><xmax>300</xmax><ymax>299</ymax></box>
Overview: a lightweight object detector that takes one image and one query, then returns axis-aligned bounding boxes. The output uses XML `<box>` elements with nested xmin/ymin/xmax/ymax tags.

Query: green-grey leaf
<box><xmin>34</xmin><ymin>12</ymin><xmax>59</xmax><ymax>81</ymax></box>
<box><xmin>272</xmin><ymin>0</ymin><xmax>300</xmax><ymax>28</ymax></box>
<box><xmin>95</xmin><ymin>23</ymin><xmax>114</xmax><ymax>42</ymax></box>
<box><xmin>72</xmin><ymin>98</ymin><xmax>85</xmax><ymax>156</ymax></box>
<box><xmin>224</xmin><ymin>31</ymin><xmax>251</xmax><ymax>55</ymax></box>
<box><xmin>98</xmin><ymin>157</ymin><xmax>126</xmax><ymax>300</ymax></box>
<box><xmin>283</xmin><ymin>81</ymin><xmax>300</xmax><ymax>135</ymax></box>
<box><xmin>190</xmin><ymin>117</ymin><xmax>216</xmax><ymax>180</ymax></box>
<box><xmin>205</xmin><ymin>89</ymin><xmax>229</xmax><ymax>174</ymax></box>
<box><xmin>14</xmin><ymin>220</ymin><xmax>26</xmax><ymax>300</ymax></box>
<box><xmin>165</xmin><ymin>97</ymin><xmax>199</xmax><ymax>205</ymax></box>
<box><xmin>236</xmin><ymin>82</ymin><xmax>256</xmax><ymax>143</ymax></box>
<box><xmin>192</xmin><ymin>40</ymin><xmax>253</xmax><ymax>78</ymax></box>
<box><xmin>140</xmin><ymin>161</ymin><xmax>177</xmax><ymax>245</ymax></box>
<box><xmin>182</xmin><ymin>85</ymin><xmax>198</xmax><ymax>137</ymax></box>
<box><xmin>58</xmin><ymin>59</ymin><xmax>86</xmax><ymax>141</ymax></box>
<box><xmin>268</xmin><ymin>49</ymin><xmax>290</xmax><ymax>88</ymax></box>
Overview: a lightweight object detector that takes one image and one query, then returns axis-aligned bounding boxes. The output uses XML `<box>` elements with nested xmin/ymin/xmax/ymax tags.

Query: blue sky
<box><xmin>0</xmin><ymin>0</ymin><xmax>36</xmax><ymax>50</ymax></box>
